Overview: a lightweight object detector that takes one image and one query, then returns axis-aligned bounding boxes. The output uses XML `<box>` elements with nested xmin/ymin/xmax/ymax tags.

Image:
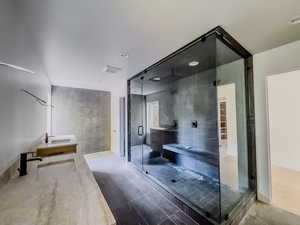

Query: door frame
<box><xmin>119</xmin><ymin>97</ymin><xmax>126</xmax><ymax>158</ymax></box>
<box><xmin>264</xmin><ymin>74</ymin><xmax>274</xmax><ymax>203</ymax></box>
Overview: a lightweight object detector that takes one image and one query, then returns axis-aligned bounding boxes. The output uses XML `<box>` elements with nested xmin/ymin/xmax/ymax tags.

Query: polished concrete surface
<box><xmin>52</xmin><ymin>86</ymin><xmax>111</xmax><ymax>154</ymax></box>
<box><xmin>0</xmin><ymin>153</ymin><xmax>115</xmax><ymax>225</ymax></box>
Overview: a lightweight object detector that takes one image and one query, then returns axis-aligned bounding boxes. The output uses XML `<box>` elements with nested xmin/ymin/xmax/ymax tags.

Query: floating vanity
<box><xmin>0</xmin><ymin>153</ymin><xmax>116</xmax><ymax>225</ymax></box>
<box><xmin>36</xmin><ymin>135</ymin><xmax>77</xmax><ymax>157</ymax></box>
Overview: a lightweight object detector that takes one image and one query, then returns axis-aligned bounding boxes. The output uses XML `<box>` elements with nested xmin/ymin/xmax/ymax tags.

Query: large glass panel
<box><xmin>129</xmin><ymin>76</ymin><xmax>145</xmax><ymax>170</ymax></box>
<box><xmin>216</xmin><ymin>38</ymin><xmax>250</xmax><ymax>219</ymax></box>
<box><xmin>141</xmin><ymin>35</ymin><xmax>222</xmax><ymax>221</ymax></box>
<box><xmin>129</xmin><ymin>30</ymin><xmax>254</xmax><ymax>224</ymax></box>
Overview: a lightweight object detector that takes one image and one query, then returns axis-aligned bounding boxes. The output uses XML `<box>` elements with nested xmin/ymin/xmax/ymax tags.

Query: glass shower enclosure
<box><xmin>128</xmin><ymin>27</ymin><xmax>256</xmax><ymax>224</ymax></box>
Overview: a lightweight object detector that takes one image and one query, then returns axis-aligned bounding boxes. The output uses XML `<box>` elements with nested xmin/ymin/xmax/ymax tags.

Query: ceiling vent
<box><xmin>103</xmin><ymin>65</ymin><xmax>122</xmax><ymax>74</ymax></box>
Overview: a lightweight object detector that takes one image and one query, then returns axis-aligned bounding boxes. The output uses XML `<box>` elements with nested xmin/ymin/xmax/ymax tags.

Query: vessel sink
<box><xmin>50</xmin><ymin>139</ymin><xmax>71</xmax><ymax>144</ymax></box>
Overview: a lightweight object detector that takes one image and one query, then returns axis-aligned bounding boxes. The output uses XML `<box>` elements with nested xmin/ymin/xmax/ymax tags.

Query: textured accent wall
<box><xmin>51</xmin><ymin>86</ymin><xmax>111</xmax><ymax>154</ymax></box>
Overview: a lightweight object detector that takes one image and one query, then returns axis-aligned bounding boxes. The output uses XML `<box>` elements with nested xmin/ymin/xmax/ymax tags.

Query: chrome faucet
<box><xmin>19</xmin><ymin>152</ymin><xmax>42</xmax><ymax>176</ymax></box>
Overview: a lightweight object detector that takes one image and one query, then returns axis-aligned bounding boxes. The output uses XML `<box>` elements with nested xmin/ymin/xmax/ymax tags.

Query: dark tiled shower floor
<box><xmin>143</xmin><ymin>157</ymin><xmax>244</xmax><ymax>219</ymax></box>
<box><xmin>86</xmin><ymin>153</ymin><xmax>199</xmax><ymax>225</ymax></box>
<box><xmin>132</xmin><ymin>145</ymin><xmax>246</xmax><ymax>220</ymax></box>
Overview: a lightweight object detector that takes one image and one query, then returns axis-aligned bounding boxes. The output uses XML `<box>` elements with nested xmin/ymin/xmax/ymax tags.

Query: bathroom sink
<box><xmin>50</xmin><ymin>138</ymin><xmax>71</xmax><ymax>144</ymax></box>
<box><xmin>36</xmin><ymin>135</ymin><xmax>77</xmax><ymax>157</ymax></box>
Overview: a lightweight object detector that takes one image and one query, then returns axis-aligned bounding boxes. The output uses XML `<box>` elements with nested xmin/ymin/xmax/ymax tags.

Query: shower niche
<box><xmin>128</xmin><ymin>27</ymin><xmax>256</xmax><ymax>224</ymax></box>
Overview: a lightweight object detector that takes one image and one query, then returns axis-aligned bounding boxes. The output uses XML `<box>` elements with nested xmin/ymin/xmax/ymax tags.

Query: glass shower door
<box><xmin>216</xmin><ymin>37</ymin><xmax>250</xmax><ymax>220</ymax></box>
<box><xmin>128</xmin><ymin>27</ymin><xmax>255</xmax><ymax>224</ymax></box>
<box><xmin>140</xmin><ymin>34</ymin><xmax>222</xmax><ymax>222</ymax></box>
<box><xmin>129</xmin><ymin>76</ymin><xmax>145</xmax><ymax>170</ymax></box>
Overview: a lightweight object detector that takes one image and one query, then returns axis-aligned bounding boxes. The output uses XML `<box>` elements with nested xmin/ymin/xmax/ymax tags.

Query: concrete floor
<box><xmin>241</xmin><ymin>202</ymin><xmax>300</xmax><ymax>225</ymax></box>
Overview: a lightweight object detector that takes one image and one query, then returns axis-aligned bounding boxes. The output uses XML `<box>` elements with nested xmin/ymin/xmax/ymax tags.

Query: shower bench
<box><xmin>162</xmin><ymin>144</ymin><xmax>219</xmax><ymax>178</ymax></box>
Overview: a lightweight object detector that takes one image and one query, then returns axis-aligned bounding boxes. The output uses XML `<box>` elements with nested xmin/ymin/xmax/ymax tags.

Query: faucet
<box><xmin>19</xmin><ymin>152</ymin><xmax>42</xmax><ymax>176</ymax></box>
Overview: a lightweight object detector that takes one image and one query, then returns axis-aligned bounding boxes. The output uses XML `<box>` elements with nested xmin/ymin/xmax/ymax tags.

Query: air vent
<box><xmin>103</xmin><ymin>65</ymin><xmax>122</xmax><ymax>74</ymax></box>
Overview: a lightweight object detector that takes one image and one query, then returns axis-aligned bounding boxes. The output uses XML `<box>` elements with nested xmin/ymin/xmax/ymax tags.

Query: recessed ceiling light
<box><xmin>188</xmin><ymin>61</ymin><xmax>199</xmax><ymax>67</ymax></box>
<box><xmin>120</xmin><ymin>52</ymin><xmax>129</xmax><ymax>58</ymax></box>
<box><xmin>290</xmin><ymin>16</ymin><xmax>300</xmax><ymax>24</ymax></box>
<box><xmin>150</xmin><ymin>76</ymin><xmax>161</xmax><ymax>81</ymax></box>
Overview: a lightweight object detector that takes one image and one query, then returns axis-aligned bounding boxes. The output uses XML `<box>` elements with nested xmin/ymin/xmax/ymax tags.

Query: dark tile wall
<box><xmin>130</xmin><ymin>94</ymin><xmax>146</xmax><ymax>146</ymax></box>
<box><xmin>145</xmin><ymin>69</ymin><xmax>219</xmax><ymax>176</ymax></box>
<box><xmin>146</xmin><ymin>68</ymin><xmax>218</xmax><ymax>154</ymax></box>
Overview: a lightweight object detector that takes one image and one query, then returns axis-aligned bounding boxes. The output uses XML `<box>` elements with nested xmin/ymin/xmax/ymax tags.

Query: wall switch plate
<box><xmin>192</xmin><ymin>120</ymin><xmax>198</xmax><ymax>128</ymax></box>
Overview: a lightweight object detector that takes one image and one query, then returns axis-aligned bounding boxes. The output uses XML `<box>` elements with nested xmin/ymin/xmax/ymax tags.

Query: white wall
<box><xmin>0</xmin><ymin>0</ymin><xmax>51</xmax><ymax>173</ymax></box>
<box><xmin>267</xmin><ymin>70</ymin><xmax>300</xmax><ymax>172</ymax></box>
<box><xmin>109</xmin><ymin>84</ymin><xmax>127</xmax><ymax>156</ymax></box>
<box><xmin>253</xmin><ymin>40</ymin><xmax>300</xmax><ymax>202</ymax></box>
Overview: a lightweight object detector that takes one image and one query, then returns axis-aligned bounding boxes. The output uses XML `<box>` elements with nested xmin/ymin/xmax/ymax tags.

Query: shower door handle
<box><xmin>138</xmin><ymin>126</ymin><xmax>144</xmax><ymax>136</ymax></box>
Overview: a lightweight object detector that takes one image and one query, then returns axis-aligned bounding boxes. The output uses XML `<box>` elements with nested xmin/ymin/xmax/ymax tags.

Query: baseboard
<box><xmin>257</xmin><ymin>192</ymin><xmax>271</xmax><ymax>203</ymax></box>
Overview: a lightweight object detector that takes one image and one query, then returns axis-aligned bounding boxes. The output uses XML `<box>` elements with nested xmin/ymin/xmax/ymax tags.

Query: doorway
<box><xmin>218</xmin><ymin>83</ymin><xmax>239</xmax><ymax>191</ymax></box>
<box><xmin>267</xmin><ymin>70</ymin><xmax>300</xmax><ymax>216</ymax></box>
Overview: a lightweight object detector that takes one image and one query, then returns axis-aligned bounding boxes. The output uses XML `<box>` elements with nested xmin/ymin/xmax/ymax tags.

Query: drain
<box><xmin>171</xmin><ymin>179</ymin><xmax>176</xmax><ymax>183</ymax></box>
<box><xmin>224</xmin><ymin>214</ymin><xmax>229</xmax><ymax>220</ymax></box>
<box><xmin>205</xmin><ymin>211</ymin><xmax>211</xmax><ymax>218</ymax></box>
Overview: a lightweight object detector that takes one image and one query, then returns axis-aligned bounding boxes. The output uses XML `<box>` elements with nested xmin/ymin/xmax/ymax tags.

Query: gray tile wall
<box><xmin>130</xmin><ymin>94</ymin><xmax>146</xmax><ymax>146</ymax></box>
<box><xmin>51</xmin><ymin>86</ymin><xmax>111</xmax><ymax>154</ymax></box>
<box><xmin>146</xmin><ymin>68</ymin><xmax>218</xmax><ymax>154</ymax></box>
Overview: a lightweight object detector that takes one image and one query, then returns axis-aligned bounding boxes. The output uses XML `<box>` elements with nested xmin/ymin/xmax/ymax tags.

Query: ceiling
<box><xmin>17</xmin><ymin>0</ymin><xmax>300</xmax><ymax>90</ymax></box>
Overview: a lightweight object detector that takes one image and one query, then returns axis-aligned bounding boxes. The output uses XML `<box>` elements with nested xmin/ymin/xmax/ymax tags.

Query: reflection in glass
<box><xmin>129</xmin><ymin>77</ymin><xmax>145</xmax><ymax>170</ymax></box>
<box><xmin>216</xmin><ymin>38</ymin><xmax>250</xmax><ymax>218</ymax></box>
<box><xmin>129</xmin><ymin>32</ymin><xmax>252</xmax><ymax>223</ymax></box>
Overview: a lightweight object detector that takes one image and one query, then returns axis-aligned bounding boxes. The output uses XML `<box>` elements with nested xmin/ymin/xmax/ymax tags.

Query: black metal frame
<box><xmin>127</xmin><ymin>26</ymin><xmax>257</xmax><ymax>224</ymax></box>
